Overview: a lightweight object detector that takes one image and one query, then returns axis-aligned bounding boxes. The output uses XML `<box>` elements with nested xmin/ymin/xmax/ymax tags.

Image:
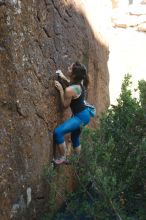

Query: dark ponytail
<box><xmin>72</xmin><ymin>61</ymin><xmax>89</xmax><ymax>88</ymax></box>
<box><xmin>83</xmin><ymin>73</ymin><xmax>90</xmax><ymax>88</ymax></box>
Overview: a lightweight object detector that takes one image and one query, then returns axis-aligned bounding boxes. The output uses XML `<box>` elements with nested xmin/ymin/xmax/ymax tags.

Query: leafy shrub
<box><xmin>44</xmin><ymin>74</ymin><xmax>146</xmax><ymax>220</ymax></box>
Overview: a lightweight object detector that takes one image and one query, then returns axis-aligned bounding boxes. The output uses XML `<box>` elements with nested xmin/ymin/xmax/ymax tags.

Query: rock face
<box><xmin>0</xmin><ymin>0</ymin><xmax>109</xmax><ymax>219</ymax></box>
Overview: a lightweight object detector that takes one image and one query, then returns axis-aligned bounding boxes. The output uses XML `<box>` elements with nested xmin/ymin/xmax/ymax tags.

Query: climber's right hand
<box><xmin>54</xmin><ymin>80</ymin><xmax>63</xmax><ymax>94</ymax></box>
<box><xmin>56</xmin><ymin>69</ymin><xmax>64</xmax><ymax>78</ymax></box>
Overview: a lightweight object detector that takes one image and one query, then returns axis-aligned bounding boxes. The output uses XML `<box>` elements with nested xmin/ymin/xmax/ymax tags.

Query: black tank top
<box><xmin>70</xmin><ymin>83</ymin><xmax>87</xmax><ymax>115</ymax></box>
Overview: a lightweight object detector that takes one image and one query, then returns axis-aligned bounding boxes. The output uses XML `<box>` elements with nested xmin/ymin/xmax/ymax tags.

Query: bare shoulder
<box><xmin>65</xmin><ymin>86</ymin><xmax>74</xmax><ymax>97</ymax></box>
<box><xmin>70</xmin><ymin>85</ymin><xmax>81</xmax><ymax>95</ymax></box>
<box><xmin>65</xmin><ymin>85</ymin><xmax>82</xmax><ymax>97</ymax></box>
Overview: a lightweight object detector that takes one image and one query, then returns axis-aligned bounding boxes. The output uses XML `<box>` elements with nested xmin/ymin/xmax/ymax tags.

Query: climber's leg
<box><xmin>70</xmin><ymin>109</ymin><xmax>91</xmax><ymax>156</ymax></box>
<box><xmin>71</xmin><ymin>128</ymin><xmax>82</xmax><ymax>155</ymax></box>
<box><xmin>54</xmin><ymin>117</ymin><xmax>82</xmax><ymax>145</ymax></box>
<box><xmin>53</xmin><ymin>109</ymin><xmax>91</xmax><ymax>164</ymax></box>
<box><xmin>53</xmin><ymin>142</ymin><xmax>67</xmax><ymax>164</ymax></box>
<box><xmin>58</xmin><ymin>142</ymin><xmax>67</xmax><ymax>156</ymax></box>
<box><xmin>74</xmin><ymin>145</ymin><xmax>81</xmax><ymax>155</ymax></box>
<box><xmin>53</xmin><ymin>116</ymin><xmax>83</xmax><ymax>164</ymax></box>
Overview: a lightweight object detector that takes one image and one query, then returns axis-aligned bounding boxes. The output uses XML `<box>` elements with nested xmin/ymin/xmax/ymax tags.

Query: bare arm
<box><xmin>55</xmin><ymin>81</ymin><xmax>72</xmax><ymax>108</ymax></box>
<box><xmin>56</xmin><ymin>70</ymin><xmax>70</xmax><ymax>83</ymax></box>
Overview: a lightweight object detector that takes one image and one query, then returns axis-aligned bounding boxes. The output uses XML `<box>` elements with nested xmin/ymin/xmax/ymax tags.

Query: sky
<box><xmin>108</xmin><ymin>1</ymin><xmax>146</xmax><ymax>104</ymax></box>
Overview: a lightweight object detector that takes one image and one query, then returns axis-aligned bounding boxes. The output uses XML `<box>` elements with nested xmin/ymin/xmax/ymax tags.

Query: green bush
<box><xmin>44</xmin><ymin>74</ymin><xmax>146</xmax><ymax>220</ymax></box>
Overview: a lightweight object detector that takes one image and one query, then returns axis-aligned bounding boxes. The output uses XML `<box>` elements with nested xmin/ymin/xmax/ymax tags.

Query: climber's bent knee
<box><xmin>53</xmin><ymin>127</ymin><xmax>64</xmax><ymax>144</ymax></box>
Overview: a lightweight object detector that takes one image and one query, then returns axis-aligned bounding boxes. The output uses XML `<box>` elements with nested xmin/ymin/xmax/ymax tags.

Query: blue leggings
<box><xmin>54</xmin><ymin>109</ymin><xmax>91</xmax><ymax>148</ymax></box>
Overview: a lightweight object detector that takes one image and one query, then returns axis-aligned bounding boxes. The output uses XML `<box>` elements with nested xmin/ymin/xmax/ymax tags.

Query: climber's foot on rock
<box><xmin>53</xmin><ymin>157</ymin><xmax>70</xmax><ymax>165</ymax></box>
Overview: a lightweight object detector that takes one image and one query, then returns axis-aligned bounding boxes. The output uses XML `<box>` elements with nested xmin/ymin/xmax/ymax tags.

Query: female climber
<box><xmin>53</xmin><ymin>61</ymin><xmax>92</xmax><ymax>165</ymax></box>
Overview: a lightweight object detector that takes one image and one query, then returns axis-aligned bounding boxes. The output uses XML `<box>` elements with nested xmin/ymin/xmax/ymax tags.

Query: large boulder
<box><xmin>0</xmin><ymin>0</ymin><xmax>110</xmax><ymax>219</ymax></box>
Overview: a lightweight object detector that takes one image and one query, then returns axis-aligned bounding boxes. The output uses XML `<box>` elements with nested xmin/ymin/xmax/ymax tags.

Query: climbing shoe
<box><xmin>53</xmin><ymin>157</ymin><xmax>70</xmax><ymax>165</ymax></box>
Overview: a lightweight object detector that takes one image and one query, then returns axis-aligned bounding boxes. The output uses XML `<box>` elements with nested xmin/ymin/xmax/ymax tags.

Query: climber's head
<box><xmin>68</xmin><ymin>61</ymin><xmax>89</xmax><ymax>88</ymax></box>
